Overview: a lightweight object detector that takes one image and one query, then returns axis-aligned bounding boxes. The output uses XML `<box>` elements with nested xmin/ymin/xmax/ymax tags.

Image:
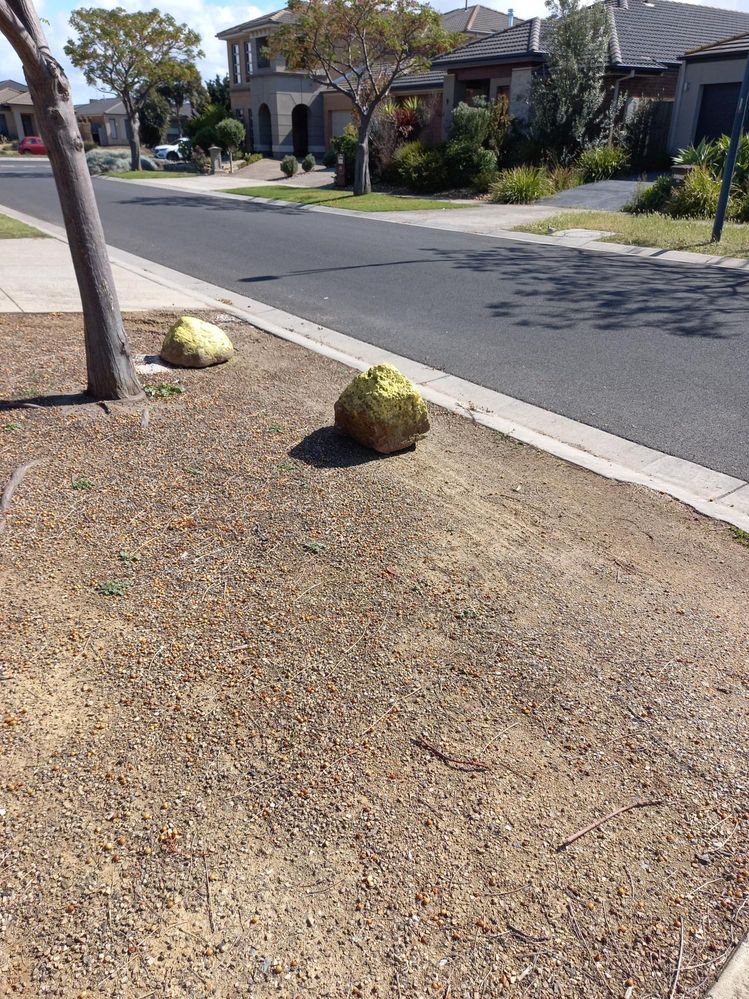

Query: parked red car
<box><xmin>18</xmin><ymin>135</ymin><xmax>46</xmax><ymax>155</ymax></box>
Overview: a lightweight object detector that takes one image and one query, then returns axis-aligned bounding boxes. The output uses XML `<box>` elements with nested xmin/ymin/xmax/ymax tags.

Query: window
<box><xmin>109</xmin><ymin>117</ymin><xmax>118</xmax><ymax>139</ymax></box>
<box><xmin>256</xmin><ymin>35</ymin><xmax>270</xmax><ymax>69</ymax></box>
<box><xmin>244</xmin><ymin>39</ymin><xmax>253</xmax><ymax>78</ymax></box>
<box><xmin>232</xmin><ymin>42</ymin><xmax>241</xmax><ymax>84</ymax></box>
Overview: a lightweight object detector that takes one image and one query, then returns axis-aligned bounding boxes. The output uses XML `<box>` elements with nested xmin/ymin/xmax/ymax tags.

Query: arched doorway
<box><xmin>292</xmin><ymin>104</ymin><xmax>308</xmax><ymax>158</ymax></box>
<box><xmin>257</xmin><ymin>103</ymin><xmax>272</xmax><ymax>153</ymax></box>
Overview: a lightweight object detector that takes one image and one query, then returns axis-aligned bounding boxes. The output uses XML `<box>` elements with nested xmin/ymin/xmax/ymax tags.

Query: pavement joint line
<box><xmin>2</xmin><ymin>199</ymin><xmax>749</xmax><ymax>537</ymax></box>
<box><xmin>94</xmin><ymin>175</ymin><xmax>749</xmax><ymax>272</ymax></box>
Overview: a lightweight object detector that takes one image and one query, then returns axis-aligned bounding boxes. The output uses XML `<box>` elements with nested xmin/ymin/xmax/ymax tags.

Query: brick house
<box><xmin>217</xmin><ymin>5</ymin><xmax>517</xmax><ymax>156</ymax></box>
<box><xmin>431</xmin><ymin>0</ymin><xmax>749</xmax><ymax>143</ymax></box>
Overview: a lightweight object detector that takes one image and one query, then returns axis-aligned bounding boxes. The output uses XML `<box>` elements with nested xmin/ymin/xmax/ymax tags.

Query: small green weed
<box><xmin>186</xmin><ymin>466</ymin><xmax>203</xmax><ymax>476</ymax></box>
<box><xmin>267</xmin><ymin>422</ymin><xmax>283</xmax><ymax>434</ymax></box>
<box><xmin>3</xmin><ymin>422</ymin><xmax>22</xmax><ymax>431</ymax></box>
<box><xmin>277</xmin><ymin>461</ymin><xmax>296</xmax><ymax>473</ymax></box>
<box><xmin>302</xmin><ymin>540</ymin><xmax>325</xmax><ymax>554</ymax></box>
<box><xmin>72</xmin><ymin>477</ymin><xmax>94</xmax><ymax>490</ymax></box>
<box><xmin>119</xmin><ymin>550</ymin><xmax>141</xmax><ymax>564</ymax></box>
<box><xmin>731</xmin><ymin>527</ymin><xmax>749</xmax><ymax>548</ymax></box>
<box><xmin>96</xmin><ymin>580</ymin><xmax>129</xmax><ymax>596</ymax></box>
<box><xmin>144</xmin><ymin>382</ymin><xmax>185</xmax><ymax>398</ymax></box>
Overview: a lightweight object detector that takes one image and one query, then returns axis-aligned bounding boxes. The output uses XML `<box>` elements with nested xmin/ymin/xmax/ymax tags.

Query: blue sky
<box><xmin>2</xmin><ymin>0</ymin><xmax>749</xmax><ymax>103</ymax></box>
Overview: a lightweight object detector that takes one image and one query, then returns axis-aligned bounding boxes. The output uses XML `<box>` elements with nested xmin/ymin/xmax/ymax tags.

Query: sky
<box><xmin>2</xmin><ymin>0</ymin><xmax>749</xmax><ymax>103</ymax></box>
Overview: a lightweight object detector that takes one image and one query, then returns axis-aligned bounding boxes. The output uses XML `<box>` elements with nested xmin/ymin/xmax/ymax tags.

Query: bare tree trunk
<box><xmin>353</xmin><ymin>118</ymin><xmax>372</xmax><ymax>196</ymax></box>
<box><xmin>0</xmin><ymin>0</ymin><xmax>143</xmax><ymax>401</ymax></box>
<box><xmin>127</xmin><ymin>111</ymin><xmax>141</xmax><ymax>171</ymax></box>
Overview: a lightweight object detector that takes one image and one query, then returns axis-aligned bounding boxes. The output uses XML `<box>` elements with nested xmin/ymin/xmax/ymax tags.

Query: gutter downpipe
<box><xmin>608</xmin><ymin>69</ymin><xmax>635</xmax><ymax>145</ymax></box>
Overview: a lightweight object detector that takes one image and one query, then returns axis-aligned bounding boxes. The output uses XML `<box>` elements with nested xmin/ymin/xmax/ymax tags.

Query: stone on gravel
<box><xmin>160</xmin><ymin>316</ymin><xmax>233</xmax><ymax>368</ymax></box>
<box><xmin>334</xmin><ymin>363</ymin><xmax>429</xmax><ymax>454</ymax></box>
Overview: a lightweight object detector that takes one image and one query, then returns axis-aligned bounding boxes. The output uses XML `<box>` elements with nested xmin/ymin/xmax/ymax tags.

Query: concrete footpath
<box><xmin>2</xmin><ymin>200</ymin><xmax>749</xmax><ymax>539</ymax></box>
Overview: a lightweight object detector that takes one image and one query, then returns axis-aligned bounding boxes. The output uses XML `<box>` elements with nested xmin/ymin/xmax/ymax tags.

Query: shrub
<box><xmin>216</xmin><ymin>117</ymin><xmax>246</xmax><ymax>157</ymax></box>
<box><xmin>302</xmin><ymin>153</ymin><xmax>316</xmax><ymax>172</ymax></box>
<box><xmin>471</xmin><ymin>169</ymin><xmax>500</xmax><ymax>194</ymax></box>
<box><xmin>192</xmin><ymin>125</ymin><xmax>219</xmax><ymax>152</ymax></box>
<box><xmin>673</xmin><ymin>137</ymin><xmax>722</xmax><ymax>173</ymax></box>
<box><xmin>391</xmin><ymin>141</ymin><xmax>448</xmax><ymax>192</ymax></box>
<box><xmin>331</xmin><ymin>124</ymin><xmax>357</xmax><ymax>181</ymax></box>
<box><xmin>280</xmin><ymin>154</ymin><xmax>298</xmax><ymax>177</ymax></box>
<box><xmin>625</xmin><ymin>174</ymin><xmax>673</xmax><ymax>214</ymax></box>
<box><xmin>86</xmin><ymin>149</ymin><xmax>157</xmax><ymax>174</ymax></box>
<box><xmin>444</xmin><ymin>139</ymin><xmax>496</xmax><ymax>187</ymax></box>
<box><xmin>190</xmin><ymin>146</ymin><xmax>211</xmax><ymax>175</ymax></box>
<box><xmin>83</xmin><ymin>141</ymin><xmax>97</xmax><ymax>153</ymax></box>
<box><xmin>669</xmin><ymin>165</ymin><xmax>722</xmax><ymax>218</ymax></box>
<box><xmin>322</xmin><ymin>147</ymin><xmax>336</xmax><ymax>168</ymax></box>
<box><xmin>451</xmin><ymin>100</ymin><xmax>491</xmax><ymax>148</ymax></box>
<box><xmin>548</xmin><ymin>163</ymin><xmax>582</xmax><ymax>192</ymax></box>
<box><xmin>489</xmin><ymin>165</ymin><xmax>551</xmax><ymax>204</ymax></box>
<box><xmin>578</xmin><ymin>145</ymin><xmax>629</xmax><ymax>182</ymax></box>
<box><xmin>730</xmin><ymin>191</ymin><xmax>749</xmax><ymax>223</ymax></box>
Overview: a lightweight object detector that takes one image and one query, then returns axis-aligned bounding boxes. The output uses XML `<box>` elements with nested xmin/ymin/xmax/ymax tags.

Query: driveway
<box><xmin>539</xmin><ymin>178</ymin><xmax>647</xmax><ymax>211</ymax></box>
<box><xmin>0</xmin><ymin>161</ymin><xmax>747</xmax><ymax>479</ymax></box>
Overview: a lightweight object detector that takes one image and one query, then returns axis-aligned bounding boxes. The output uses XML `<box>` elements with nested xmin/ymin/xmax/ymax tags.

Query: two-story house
<box><xmin>216</xmin><ymin>5</ymin><xmax>518</xmax><ymax>157</ymax></box>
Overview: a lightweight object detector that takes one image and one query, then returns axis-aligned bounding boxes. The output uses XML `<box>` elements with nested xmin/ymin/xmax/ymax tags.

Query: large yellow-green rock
<box><xmin>160</xmin><ymin>316</ymin><xmax>233</xmax><ymax>368</ymax></box>
<box><xmin>334</xmin><ymin>363</ymin><xmax>430</xmax><ymax>454</ymax></box>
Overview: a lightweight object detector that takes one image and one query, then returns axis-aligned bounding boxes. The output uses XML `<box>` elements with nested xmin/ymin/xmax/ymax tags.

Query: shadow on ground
<box><xmin>289</xmin><ymin>427</ymin><xmax>392</xmax><ymax>468</ymax></box>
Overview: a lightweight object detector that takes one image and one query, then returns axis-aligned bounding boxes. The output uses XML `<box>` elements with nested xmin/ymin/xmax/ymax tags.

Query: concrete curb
<box><xmin>2</xmin><ymin>199</ymin><xmax>749</xmax><ymax>536</ymax></box>
<box><xmin>97</xmin><ymin>174</ymin><xmax>749</xmax><ymax>272</ymax></box>
<box><xmin>706</xmin><ymin>936</ymin><xmax>749</xmax><ymax>999</ymax></box>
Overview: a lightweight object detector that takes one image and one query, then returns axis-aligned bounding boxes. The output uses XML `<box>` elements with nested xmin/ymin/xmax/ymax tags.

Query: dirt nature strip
<box><xmin>1</xmin><ymin>310</ymin><xmax>748</xmax><ymax>999</ymax></box>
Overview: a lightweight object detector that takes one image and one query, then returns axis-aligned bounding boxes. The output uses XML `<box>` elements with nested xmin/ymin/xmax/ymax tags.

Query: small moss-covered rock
<box><xmin>160</xmin><ymin>316</ymin><xmax>233</xmax><ymax>368</ymax></box>
<box><xmin>334</xmin><ymin>363</ymin><xmax>430</xmax><ymax>454</ymax></box>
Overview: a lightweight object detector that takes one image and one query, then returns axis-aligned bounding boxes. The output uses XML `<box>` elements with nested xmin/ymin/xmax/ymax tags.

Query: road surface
<box><xmin>1</xmin><ymin>159</ymin><xmax>746</xmax><ymax>479</ymax></box>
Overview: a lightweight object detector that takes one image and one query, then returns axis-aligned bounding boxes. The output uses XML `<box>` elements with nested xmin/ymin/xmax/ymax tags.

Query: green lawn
<box><xmin>223</xmin><ymin>185</ymin><xmax>465</xmax><ymax>212</ymax></box>
<box><xmin>0</xmin><ymin>213</ymin><xmax>46</xmax><ymax>239</ymax></box>
<box><xmin>517</xmin><ymin>209</ymin><xmax>749</xmax><ymax>258</ymax></box>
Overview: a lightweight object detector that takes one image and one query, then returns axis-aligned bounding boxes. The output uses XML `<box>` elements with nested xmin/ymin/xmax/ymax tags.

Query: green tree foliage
<box><xmin>272</xmin><ymin>0</ymin><xmax>458</xmax><ymax>194</ymax></box>
<box><xmin>216</xmin><ymin>117</ymin><xmax>246</xmax><ymax>170</ymax></box>
<box><xmin>158</xmin><ymin>64</ymin><xmax>206</xmax><ymax>137</ymax></box>
<box><xmin>186</xmin><ymin>103</ymin><xmax>227</xmax><ymax>151</ymax></box>
<box><xmin>530</xmin><ymin>0</ymin><xmax>617</xmax><ymax>162</ymax></box>
<box><xmin>139</xmin><ymin>92</ymin><xmax>170</xmax><ymax>147</ymax></box>
<box><xmin>65</xmin><ymin>7</ymin><xmax>203</xmax><ymax>170</ymax></box>
<box><xmin>205</xmin><ymin>74</ymin><xmax>231</xmax><ymax>114</ymax></box>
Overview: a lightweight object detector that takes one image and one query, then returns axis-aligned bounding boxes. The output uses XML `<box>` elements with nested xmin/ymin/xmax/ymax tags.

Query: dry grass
<box><xmin>1</xmin><ymin>310</ymin><xmax>748</xmax><ymax>998</ymax></box>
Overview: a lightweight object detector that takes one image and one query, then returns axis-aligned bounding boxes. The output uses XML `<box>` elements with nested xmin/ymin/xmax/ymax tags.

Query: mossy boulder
<box><xmin>160</xmin><ymin>316</ymin><xmax>233</xmax><ymax>368</ymax></box>
<box><xmin>334</xmin><ymin>363</ymin><xmax>430</xmax><ymax>454</ymax></box>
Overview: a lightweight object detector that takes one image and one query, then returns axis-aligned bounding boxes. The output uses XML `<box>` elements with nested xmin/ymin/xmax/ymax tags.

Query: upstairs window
<box><xmin>256</xmin><ymin>36</ymin><xmax>270</xmax><ymax>69</ymax></box>
<box><xmin>232</xmin><ymin>42</ymin><xmax>241</xmax><ymax>83</ymax></box>
<box><xmin>244</xmin><ymin>40</ymin><xmax>253</xmax><ymax>78</ymax></box>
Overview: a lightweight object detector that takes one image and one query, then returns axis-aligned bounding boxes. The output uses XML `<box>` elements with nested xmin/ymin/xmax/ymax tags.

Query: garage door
<box><xmin>330</xmin><ymin>110</ymin><xmax>352</xmax><ymax>137</ymax></box>
<box><xmin>695</xmin><ymin>82</ymin><xmax>740</xmax><ymax>142</ymax></box>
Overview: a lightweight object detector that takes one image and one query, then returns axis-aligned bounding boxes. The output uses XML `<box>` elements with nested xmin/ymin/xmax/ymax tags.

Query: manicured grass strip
<box><xmin>223</xmin><ymin>185</ymin><xmax>465</xmax><ymax>212</ymax></box>
<box><xmin>517</xmin><ymin>209</ymin><xmax>749</xmax><ymax>259</ymax></box>
<box><xmin>0</xmin><ymin>212</ymin><xmax>46</xmax><ymax>238</ymax></box>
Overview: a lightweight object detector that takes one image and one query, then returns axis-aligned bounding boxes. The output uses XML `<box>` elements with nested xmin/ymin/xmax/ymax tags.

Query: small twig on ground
<box><xmin>508</xmin><ymin>924</ymin><xmax>549</xmax><ymax>943</ymax></box>
<box><xmin>0</xmin><ymin>460</ymin><xmax>40</xmax><ymax>536</ymax></box>
<box><xmin>412</xmin><ymin>736</ymin><xmax>490</xmax><ymax>772</ymax></box>
<box><xmin>669</xmin><ymin>918</ymin><xmax>684</xmax><ymax>999</ymax></box>
<box><xmin>557</xmin><ymin>799</ymin><xmax>664</xmax><ymax>852</ymax></box>
<box><xmin>481</xmin><ymin>719</ymin><xmax>520</xmax><ymax>753</ymax></box>
<box><xmin>203</xmin><ymin>854</ymin><xmax>216</xmax><ymax>935</ymax></box>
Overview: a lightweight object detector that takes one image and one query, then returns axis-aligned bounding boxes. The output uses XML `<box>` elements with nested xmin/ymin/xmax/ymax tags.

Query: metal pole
<box><xmin>712</xmin><ymin>49</ymin><xmax>749</xmax><ymax>242</ymax></box>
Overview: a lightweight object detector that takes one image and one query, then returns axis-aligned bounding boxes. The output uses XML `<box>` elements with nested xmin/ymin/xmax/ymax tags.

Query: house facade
<box><xmin>0</xmin><ymin>82</ymin><xmax>39</xmax><ymax>140</ymax></box>
<box><xmin>217</xmin><ymin>5</ymin><xmax>517</xmax><ymax>156</ymax></box>
<box><xmin>432</xmin><ymin>0</ymin><xmax>749</xmax><ymax>144</ymax></box>
<box><xmin>74</xmin><ymin>97</ymin><xmax>131</xmax><ymax>147</ymax></box>
<box><xmin>668</xmin><ymin>33</ymin><xmax>749</xmax><ymax>152</ymax></box>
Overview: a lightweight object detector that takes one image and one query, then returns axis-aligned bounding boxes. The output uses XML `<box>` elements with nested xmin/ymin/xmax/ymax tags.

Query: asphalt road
<box><xmin>1</xmin><ymin>160</ymin><xmax>747</xmax><ymax>479</ymax></box>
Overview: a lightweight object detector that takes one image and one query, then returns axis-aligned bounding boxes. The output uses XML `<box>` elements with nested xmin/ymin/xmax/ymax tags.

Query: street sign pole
<box><xmin>712</xmin><ymin>50</ymin><xmax>749</xmax><ymax>242</ymax></box>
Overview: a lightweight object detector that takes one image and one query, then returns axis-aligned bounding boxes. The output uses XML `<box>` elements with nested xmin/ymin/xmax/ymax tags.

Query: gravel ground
<box><xmin>1</xmin><ymin>311</ymin><xmax>748</xmax><ymax>999</ymax></box>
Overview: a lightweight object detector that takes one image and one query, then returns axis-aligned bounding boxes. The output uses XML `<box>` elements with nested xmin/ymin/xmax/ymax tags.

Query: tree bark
<box><xmin>0</xmin><ymin>0</ymin><xmax>144</xmax><ymax>402</ymax></box>
<box><xmin>127</xmin><ymin>111</ymin><xmax>141</xmax><ymax>171</ymax></box>
<box><xmin>353</xmin><ymin>118</ymin><xmax>372</xmax><ymax>196</ymax></box>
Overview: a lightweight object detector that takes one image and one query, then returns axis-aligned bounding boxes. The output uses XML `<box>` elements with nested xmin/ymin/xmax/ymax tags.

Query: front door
<box><xmin>20</xmin><ymin>113</ymin><xmax>34</xmax><ymax>137</ymax></box>
<box><xmin>292</xmin><ymin>104</ymin><xmax>308</xmax><ymax>158</ymax></box>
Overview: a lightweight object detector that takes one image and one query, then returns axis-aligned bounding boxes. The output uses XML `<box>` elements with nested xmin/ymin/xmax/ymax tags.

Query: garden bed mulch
<box><xmin>1</xmin><ymin>310</ymin><xmax>748</xmax><ymax>999</ymax></box>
